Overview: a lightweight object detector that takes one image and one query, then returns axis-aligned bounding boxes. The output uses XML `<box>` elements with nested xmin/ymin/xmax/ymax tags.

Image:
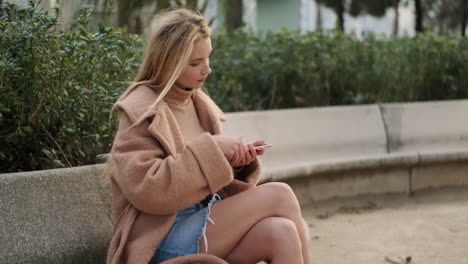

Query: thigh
<box><xmin>201</xmin><ymin>182</ymin><xmax>301</xmax><ymax>258</ymax></box>
<box><xmin>224</xmin><ymin>217</ymin><xmax>301</xmax><ymax>264</ymax></box>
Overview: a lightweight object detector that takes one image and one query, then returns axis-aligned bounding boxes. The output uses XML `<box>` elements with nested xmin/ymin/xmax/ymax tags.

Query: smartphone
<box><xmin>254</xmin><ymin>143</ymin><xmax>273</xmax><ymax>150</ymax></box>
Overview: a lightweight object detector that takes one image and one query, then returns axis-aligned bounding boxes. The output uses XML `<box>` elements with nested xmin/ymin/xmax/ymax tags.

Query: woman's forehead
<box><xmin>190</xmin><ymin>38</ymin><xmax>212</xmax><ymax>60</ymax></box>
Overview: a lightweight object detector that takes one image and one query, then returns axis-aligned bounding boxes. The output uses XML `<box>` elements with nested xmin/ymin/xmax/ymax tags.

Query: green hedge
<box><xmin>0</xmin><ymin>2</ymin><xmax>143</xmax><ymax>172</ymax></box>
<box><xmin>207</xmin><ymin>30</ymin><xmax>468</xmax><ymax>112</ymax></box>
<box><xmin>1</xmin><ymin>2</ymin><xmax>468</xmax><ymax>172</ymax></box>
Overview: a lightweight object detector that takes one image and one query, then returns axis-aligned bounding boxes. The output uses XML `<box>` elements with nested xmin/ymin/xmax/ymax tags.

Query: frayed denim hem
<box><xmin>198</xmin><ymin>193</ymin><xmax>221</xmax><ymax>253</ymax></box>
<box><xmin>149</xmin><ymin>194</ymin><xmax>222</xmax><ymax>264</ymax></box>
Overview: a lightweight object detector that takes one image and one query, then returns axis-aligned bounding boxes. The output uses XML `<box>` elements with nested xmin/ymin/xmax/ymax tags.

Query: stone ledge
<box><xmin>260</xmin><ymin>149</ymin><xmax>468</xmax><ymax>183</ymax></box>
<box><xmin>418</xmin><ymin>149</ymin><xmax>468</xmax><ymax>164</ymax></box>
<box><xmin>95</xmin><ymin>149</ymin><xmax>468</xmax><ymax>196</ymax></box>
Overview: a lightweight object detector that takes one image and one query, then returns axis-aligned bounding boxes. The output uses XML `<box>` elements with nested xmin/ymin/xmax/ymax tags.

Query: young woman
<box><xmin>106</xmin><ymin>8</ymin><xmax>310</xmax><ymax>264</ymax></box>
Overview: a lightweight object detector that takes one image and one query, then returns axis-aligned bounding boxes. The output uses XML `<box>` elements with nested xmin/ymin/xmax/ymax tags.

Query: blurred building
<box><xmin>4</xmin><ymin>0</ymin><xmax>416</xmax><ymax>37</ymax></box>
<box><xmin>243</xmin><ymin>0</ymin><xmax>415</xmax><ymax>36</ymax></box>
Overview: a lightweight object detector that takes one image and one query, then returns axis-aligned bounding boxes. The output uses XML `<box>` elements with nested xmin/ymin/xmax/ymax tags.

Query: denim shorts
<box><xmin>148</xmin><ymin>194</ymin><xmax>221</xmax><ymax>264</ymax></box>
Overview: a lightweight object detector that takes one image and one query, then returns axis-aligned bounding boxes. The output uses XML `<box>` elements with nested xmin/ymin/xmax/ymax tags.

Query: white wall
<box><xmin>6</xmin><ymin>0</ymin><xmax>416</xmax><ymax>37</ymax></box>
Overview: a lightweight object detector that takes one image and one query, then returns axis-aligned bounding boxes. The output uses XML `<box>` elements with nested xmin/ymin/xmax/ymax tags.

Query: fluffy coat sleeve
<box><xmin>217</xmin><ymin>154</ymin><xmax>262</xmax><ymax>199</ymax></box>
<box><xmin>111</xmin><ymin>109</ymin><xmax>234</xmax><ymax>216</ymax></box>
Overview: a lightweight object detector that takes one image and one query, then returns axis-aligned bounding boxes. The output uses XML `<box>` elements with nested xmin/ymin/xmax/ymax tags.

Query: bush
<box><xmin>0</xmin><ymin>1</ymin><xmax>143</xmax><ymax>172</ymax></box>
<box><xmin>207</xmin><ymin>29</ymin><xmax>468</xmax><ymax>111</ymax></box>
<box><xmin>2</xmin><ymin>2</ymin><xmax>467</xmax><ymax>173</ymax></box>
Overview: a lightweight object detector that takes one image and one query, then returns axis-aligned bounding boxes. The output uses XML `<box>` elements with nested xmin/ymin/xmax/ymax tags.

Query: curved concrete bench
<box><xmin>223</xmin><ymin>99</ymin><xmax>468</xmax><ymax>202</ymax></box>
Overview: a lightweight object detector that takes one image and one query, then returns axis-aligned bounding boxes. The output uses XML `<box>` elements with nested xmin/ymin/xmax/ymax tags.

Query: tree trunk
<box><xmin>462</xmin><ymin>0</ymin><xmax>467</xmax><ymax>36</ymax></box>
<box><xmin>135</xmin><ymin>16</ymin><xmax>143</xmax><ymax>35</ymax></box>
<box><xmin>337</xmin><ymin>0</ymin><xmax>345</xmax><ymax>31</ymax></box>
<box><xmin>117</xmin><ymin>0</ymin><xmax>131</xmax><ymax>29</ymax></box>
<box><xmin>393</xmin><ymin>0</ymin><xmax>400</xmax><ymax>36</ymax></box>
<box><xmin>414</xmin><ymin>0</ymin><xmax>424</xmax><ymax>32</ymax></box>
<box><xmin>225</xmin><ymin>0</ymin><xmax>243</xmax><ymax>32</ymax></box>
<box><xmin>316</xmin><ymin>3</ymin><xmax>323</xmax><ymax>30</ymax></box>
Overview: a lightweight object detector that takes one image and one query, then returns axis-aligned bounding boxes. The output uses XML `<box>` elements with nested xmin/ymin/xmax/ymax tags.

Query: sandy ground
<box><xmin>302</xmin><ymin>187</ymin><xmax>468</xmax><ymax>264</ymax></box>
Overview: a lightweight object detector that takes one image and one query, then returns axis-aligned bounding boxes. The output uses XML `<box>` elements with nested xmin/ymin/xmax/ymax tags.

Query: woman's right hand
<box><xmin>212</xmin><ymin>135</ymin><xmax>246</xmax><ymax>167</ymax></box>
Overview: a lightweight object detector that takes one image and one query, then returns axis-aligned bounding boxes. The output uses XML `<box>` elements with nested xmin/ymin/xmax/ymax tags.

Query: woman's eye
<box><xmin>190</xmin><ymin>63</ymin><xmax>200</xmax><ymax>67</ymax></box>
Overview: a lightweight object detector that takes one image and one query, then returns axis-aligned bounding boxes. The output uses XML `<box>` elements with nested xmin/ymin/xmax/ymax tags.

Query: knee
<box><xmin>265</xmin><ymin>217</ymin><xmax>301</xmax><ymax>247</ymax></box>
<box><xmin>263</xmin><ymin>182</ymin><xmax>300</xmax><ymax>214</ymax></box>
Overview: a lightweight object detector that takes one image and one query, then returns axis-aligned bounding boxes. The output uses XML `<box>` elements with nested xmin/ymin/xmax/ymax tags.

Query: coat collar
<box><xmin>147</xmin><ymin>90</ymin><xmax>225</xmax><ymax>156</ymax></box>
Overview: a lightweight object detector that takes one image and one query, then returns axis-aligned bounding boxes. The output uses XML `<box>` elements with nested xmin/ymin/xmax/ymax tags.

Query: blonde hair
<box><xmin>103</xmin><ymin>8</ymin><xmax>211</xmax><ymax>183</ymax></box>
<box><xmin>115</xmin><ymin>8</ymin><xmax>211</xmax><ymax>124</ymax></box>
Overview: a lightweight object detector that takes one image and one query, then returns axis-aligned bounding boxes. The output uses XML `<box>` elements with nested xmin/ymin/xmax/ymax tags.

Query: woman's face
<box><xmin>176</xmin><ymin>37</ymin><xmax>212</xmax><ymax>90</ymax></box>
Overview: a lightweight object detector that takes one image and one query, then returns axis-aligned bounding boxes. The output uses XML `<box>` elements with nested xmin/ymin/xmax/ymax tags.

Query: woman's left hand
<box><xmin>235</xmin><ymin>140</ymin><xmax>266</xmax><ymax>168</ymax></box>
<box><xmin>242</xmin><ymin>143</ymin><xmax>257</xmax><ymax>166</ymax></box>
<box><xmin>251</xmin><ymin>140</ymin><xmax>266</xmax><ymax>156</ymax></box>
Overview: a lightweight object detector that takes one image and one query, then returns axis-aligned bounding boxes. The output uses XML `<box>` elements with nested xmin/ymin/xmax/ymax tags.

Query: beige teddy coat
<box><xmin>106</xmin><ymin>85</ymin><xmax>261</xmax><ymax>264</ymax></box>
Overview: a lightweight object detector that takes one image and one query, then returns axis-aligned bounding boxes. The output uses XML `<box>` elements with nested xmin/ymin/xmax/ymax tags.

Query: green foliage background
<box><xmin>1</xmin><ymin>2</ymin><xmax>468</xmax><ymax>172</ymax></box>
<box><xmin>208</xmin><ymin>30</ymin><xmax>468</xmax><ymax>111</ymax></box>
<box><xmin>0</xmin><ymin>2</ymin><xmax>143</xmax><ymax>172</ymax></box>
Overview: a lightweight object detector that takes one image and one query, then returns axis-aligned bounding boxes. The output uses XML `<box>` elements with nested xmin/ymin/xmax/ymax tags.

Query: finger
<box><xmin>252</xmin><ymin>140</ymin><xmax>265</xmax><ymax>147</ymax></box>
<box><xmin>244</xmin><ymin>144</ymin><xmax>253</xmax><ymax>164</ymax></box>
<box><xmin>225</xmin><ymin>148</ymin><xmax>235</xmax><ymax>163</ymax></box>
<box><xmin>238</xmin><ymin>147</ymin><xmax>246</xmax><ymax>166</ymax></box>
<box><xmin>248</xmin><ymin>144</ymin><xmax>257</xmax><ymax>162</ymax></box>
<box><xmin>244</xmin><ymin>146</ymin><xmax>252</xmax><ymax>165</ymax></box>
<box><xmin>256</xmin><ymin>146</ymin><xmax>266</xmax><ymax>156</ymax></box>
<box><xmin>238</xmin><ymin>137</ymin><xmax>245</xmax><ymax>166</ymax></box>
<box><xmin>230</xmin><ymin>148</ymin><xmax>240</xmax><ymax>167</ymax></box>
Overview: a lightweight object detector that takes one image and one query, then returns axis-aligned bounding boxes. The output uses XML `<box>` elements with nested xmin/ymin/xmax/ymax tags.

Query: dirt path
<box><xmin>302</xmin><ymin>187</ymin><xmax>468</xmax><ymax>264</ymax></box>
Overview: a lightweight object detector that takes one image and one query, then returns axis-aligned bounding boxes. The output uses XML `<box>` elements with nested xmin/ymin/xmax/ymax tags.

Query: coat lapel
<box><xmin>192</xmin><ymin>90</ymin><xmax>226</xmax><ymax>135</ymax></box>
<box><xmin>148</xmin><ymin>89</ymin><xmax>226</xmax><ymax>156</ymax></box>
<box><xmin>147</xmin><ymin>103</ymin><xmax>185</xmax><ymax>156</ymax></box>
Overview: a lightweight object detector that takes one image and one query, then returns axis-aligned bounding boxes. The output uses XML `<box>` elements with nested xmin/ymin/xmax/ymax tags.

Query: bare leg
<box><xmin>200</xmin><ymin>182</ymin><xmax>310</xmax><ymax>264</ymax></box>
<box><xmin>224</xmin><ymin>217</ymin><xmax>303</xmax><ymax>264</ymax></box>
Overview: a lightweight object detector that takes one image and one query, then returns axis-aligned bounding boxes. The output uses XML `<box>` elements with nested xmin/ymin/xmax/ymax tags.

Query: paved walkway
<box><xmin>302</xmin><ymin>187</ymin><xmax>468</xmax><ymax>264</ymax></box>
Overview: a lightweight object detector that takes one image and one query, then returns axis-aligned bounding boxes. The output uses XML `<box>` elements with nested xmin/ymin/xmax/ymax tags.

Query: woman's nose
<box><xmin>202</xmin><ymin>63</ymin><xmax>211</xmax><ymax>76</ymax></box>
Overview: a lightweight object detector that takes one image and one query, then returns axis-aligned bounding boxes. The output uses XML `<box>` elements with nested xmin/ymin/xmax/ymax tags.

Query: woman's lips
<box><xmin>198</xmin><ymin>78</ymin><xmax>206</xmax><ymax>83</ymax></box>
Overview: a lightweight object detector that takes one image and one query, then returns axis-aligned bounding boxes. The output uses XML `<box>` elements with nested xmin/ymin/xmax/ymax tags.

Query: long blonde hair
<box><xmin>115</xmin><ymin>8</ymin><xmax>211</xmax><ymax>124</ymax></box>
<box><xmin>103</xmin><ymin>9</ymin><xmax>211</xmax><ymax>183</ymax></box>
